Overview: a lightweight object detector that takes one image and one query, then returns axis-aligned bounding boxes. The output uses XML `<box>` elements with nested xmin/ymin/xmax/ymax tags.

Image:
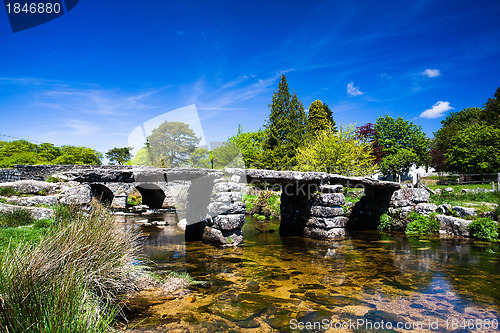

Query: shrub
<box><xmin>0</xmin><ymin>209</ymin><xmax>35</xmax><ymax>228</ymax></box>
<box><xmin>377</xmin><ymin>213</ymin><xmax>392</xmax><ymax>232</ymax></box>
<box><xmin>247</xmin><ymin>191</ymin><xmax>280</xmax><ymax>218</ymax></box>
<box><xmin>0</xmin><ymin>202</ymin><xmax>142</xmax><ymax>332</ymax></box>
<box><xmin>468</xmin><ymin>218</ymin><xmax>499</xmax><ymax>241</ymax></box>
<box><xmin>45</xmin><ymin>176</ymin><xmax>63</xmax><ymax>183</ymax></box>
<box><xmin>0</xmin><ymin>187</ymin><xmax>18</xmax><ymax>197</ymax></box>
<box><xmin>405</xmin><ymin>212</ymin><xmax>440</xmax><ymax>236</ymax></box>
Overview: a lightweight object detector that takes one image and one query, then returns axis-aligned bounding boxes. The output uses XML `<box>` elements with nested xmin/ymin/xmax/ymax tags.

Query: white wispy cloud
<box><xmin>421</xmin><ymin>68</ymin><xmax>441</xmax><ymax>78</ymax></box>
<box><xmin>420</xmin><ymin>101</ymin><xmax>453</xmax><ymax>119</ymax></box>
<box><xmin>347</xmin><ymin>82</ymin><xmax>364</xmax><ymax>97</ymax></box>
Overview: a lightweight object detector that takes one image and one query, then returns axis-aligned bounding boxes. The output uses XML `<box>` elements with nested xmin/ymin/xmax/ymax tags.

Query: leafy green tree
<box><xmin>229</xmin><ymin>125</ymin><xmax>264</xmax><ymax>168</ymax></box>
<box><xmin>53</xmin><ymin>146</ymin><xmax>102</xmax><ymax>165</ymax></box>
<box><xmin>211</xmin><ymin>142</ymin><xmax>245</xmax><ymax>169</ymax></box>
<box><xmin>146</xmin><ymin>121</ymin><xmax>200</xmax><ymax>167</ymax></box>
<box><xmin>186</xmin><ymin>148</ymin><xmax>211</xmax><ymax>168</ymax></box>
<box><xmin>0</xmin><ymin>140</ymin><xmax>101</xmax><ymax>167</ymax></box>
<box><xmin>261</xmin><ymin>75</ymin><xmax>306</xmax><ymax>169</ymax></box>
<box><xmin>379</xmin><ymin>148</ymin><xmax>419</xmax><ymax>181</ymax></box>
<box><xmin>130</xmin><ymin>147</ymin><xmax>152</xmax><ymax>166</ymax></box>
<box><xmin>431</xmin><ymin>107</ymin><xmax>483</xmax><ymax>171</ymax></box>
<box><xmin>296</xmin><ymin>125</ymin><xmax>376</xmax><ymax>176</ymax></box>
<box><xmin>482</xmin><ymin>86</ymin><xmax>500</xmax><ymax>129</ymax></box>
<box><xmin>374</xmin><ymin>115</ymin><xmax>429</xmax><ymax>167</ymax></box>
<box><xmin>305</xmin><ymin>100</ymin><xmax>335</xmax><ymax>139</ymax></box>
<box><xmin>444</xmin><ymin>124</ymin><xmax>500</xmax><ymax>173</ymax></box>
<box><xmin>106</xmin><ymin>147</ymin><xmax>132</xmax><ymax>165</ymax></box>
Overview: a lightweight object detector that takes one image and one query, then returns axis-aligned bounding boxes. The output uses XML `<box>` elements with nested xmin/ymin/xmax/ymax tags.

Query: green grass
<box><xmin>429</xmin><ymin>191</ymin><xmax>500</xmax><ymax>206</ymax></box>
<box><xmin>0</xmin><ymin>209</ymin><xmax>35</xmax><ymax>228</ymax></box>
<box><xmin>0</xmin><ymin>187</ymin><xmax>19</xmax><ymax>197</ymax></box>
<box><xmin>427</xmin><ymin>183</ymin><xmax>494</xmax><ymax>191</ymax></box>
<box><xmin>243</xmin><ymin>191</ymin><xmax>280</xmax><ymax>219</ymax></box>
<box><xmin>0</xmin><ymin>202</ymin><xmax>142</xmax><ymax>332</ymax></box>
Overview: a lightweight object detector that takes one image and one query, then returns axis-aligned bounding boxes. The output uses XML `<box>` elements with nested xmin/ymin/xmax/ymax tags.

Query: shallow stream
<box><xmin>116</xmin><ymin>213</ymin><xmax>500</xmax><ymax>332</ymax></box>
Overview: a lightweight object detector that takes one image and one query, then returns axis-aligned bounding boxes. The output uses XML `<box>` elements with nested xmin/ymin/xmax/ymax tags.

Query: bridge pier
<box><xmin>202</xmin><ymin>175</ymin><xmax>246</xmax><ymax>247</ymax></box>
<box><xmin>280</xmin><ymin>183</ymin><xmax>347</xmax><ymax>240</ymax></box>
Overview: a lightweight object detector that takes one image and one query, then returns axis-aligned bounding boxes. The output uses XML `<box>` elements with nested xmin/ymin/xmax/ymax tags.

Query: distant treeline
<box><xmin>0</xmin><ymin>140</ymin><xmax>102</xmax><ymax>168</ymax></box>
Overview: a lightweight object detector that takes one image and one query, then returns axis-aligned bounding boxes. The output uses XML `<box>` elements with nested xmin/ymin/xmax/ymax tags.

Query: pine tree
<box><xmin>262</xmin><ymin>75</ymin><xmax>306</xmax><ymax>170</ymax></box>
<box><xmin>305</xmin><ymin>100</ymin><xmax>335</xmax><ymax>139</ymax></box>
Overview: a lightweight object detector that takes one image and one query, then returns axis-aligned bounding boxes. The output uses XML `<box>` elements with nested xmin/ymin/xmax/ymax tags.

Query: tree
<box><xmin>0</xmin><ymin>140</ymin><xmax>102</xmax><ymax>167</ymax></box>
<box><xmin>296</xmin><ymin>125</ymin><xmax>376</xmax><ymax>176</ymax></box>
<box><xmin>374</xmin><ymin>116</ymin><xmax>429</xmax><ymax>167</ymax></box>
<box><xmin>356</xmin><ymin>122</ymin><xmax>385</xmax><ymax>164</ymax></box>
<box><xmin>379</xmin><ymin>148</ymin><xmax>419</xmax><ymax>181</ymax></box>
<box><xmin>444</xmin><ymin>124</ymin><xmax>500</xmax><ymax>173</ymax></box>
<box><xmin>185</xmin><ymin>148</ymin><xmax>211</xmax><ymax>168</ymax></box>
<box><xmin>305</xmin><ymin>100</ymin><xmax>335</xmax><ymax>139</ymax></box>
<box><xmin>106</xmin><ymin>147</ymin><xmax>132</xmax><ymax>165</ymax></box>
<box><xmin>146</xmin><ymin>121</ymin><xmax>200</xmax><ymax>167</ymax></box>
<box><xmin>229</xmin><ymin>125</ymin><xmax>264</xmax><ymax>168</ymax></box>
<box><xmin>211</xmin><ymin>142</ymin><xmax>245</xmax><ymax>169</ymax></box>
<box><xmin>482</xmin><ymin>86</ymin><xmax>500</xmax><ymax>129</ymax></box>
<box><xmin>261</xmin><ymin>75</ymin><xmax>306</xmax><ymax>169</ymax></box>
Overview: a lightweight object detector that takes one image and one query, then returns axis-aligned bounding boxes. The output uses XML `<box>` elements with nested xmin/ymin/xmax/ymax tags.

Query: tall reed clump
<box><xmin>0</xmin><ymin>201</ymin><xmax>142</xmax><ymax>332</ymax></box>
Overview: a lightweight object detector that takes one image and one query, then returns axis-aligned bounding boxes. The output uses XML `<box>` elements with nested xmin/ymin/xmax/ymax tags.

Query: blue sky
<box><xmin>1</xmin><ymin>0</ymin><xmax>500</xmax><ymax>157</ymax></box>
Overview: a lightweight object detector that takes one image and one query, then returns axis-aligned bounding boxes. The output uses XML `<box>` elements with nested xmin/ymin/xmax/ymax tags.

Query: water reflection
<box><xmin>117</xmin><ymin>214</ymin><xmax>500</xmax><ymax>332</ymax></box>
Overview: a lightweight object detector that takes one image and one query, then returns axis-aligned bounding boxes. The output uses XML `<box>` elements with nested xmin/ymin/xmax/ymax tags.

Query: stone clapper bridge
<box><xmin>45</xmin><ymin>166</ymin><xmax>406</xmax><ymax>246</ymax></box>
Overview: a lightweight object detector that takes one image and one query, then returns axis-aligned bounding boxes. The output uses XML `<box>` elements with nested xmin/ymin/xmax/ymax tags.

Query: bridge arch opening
<box><xmin>134</xmin><ymin>184</ymin><xmax>166</xmax><ymax>209</ymax></box>
<box><xmin>90</xmin><ymin>184</ymin><xmax>114</xmax><ymax>206</ymax></box>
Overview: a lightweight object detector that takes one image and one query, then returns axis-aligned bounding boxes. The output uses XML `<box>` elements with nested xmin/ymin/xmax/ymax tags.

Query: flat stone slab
<box><xmin>0</xmin><ymin>202</ymin><xmax>53</xmax><ymax>220</ymax></box>
<box><xmin>310</xmin><ymin>206</ymin><xmax>344</xmax><ymax>217</ymax></box>
<box><xmin>310</xmin><ymin>193</ymin><xmax>345</xmax><ymax>206</ymax></box>
<box><xmin>304</xmin><ymin>227</ymin><xmax>346</xmax><ymax>240</ymax></box>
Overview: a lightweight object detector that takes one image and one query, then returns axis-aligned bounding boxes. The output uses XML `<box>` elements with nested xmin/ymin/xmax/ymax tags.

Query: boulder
<box><xmin>414</xmin><ymin>203</ymin><xmax>437</xmax><ymax>215</ymax></box>
<box><xmin>445</xmin><ymin>187</ymin><xmax>454</xmax><ymax>193</ymax></box>
<box><xmin>58</xmin><ymin>185</ymin><xmax>92</xmax><ymax>205</ymax></box>
<box><xmin>310</xmin><ymin>193</ymin><xmax>345</xmax><ymax>206</ymax></box>
<box><xmin>306</xmin><ymin>216</ymin><xmax>348</xmax><ymax>228</ymax></box>
<box><xmin>436</xmin><ymin>204</ymin><xmax>452</xmax><ymax>215</ymax></box>
<box><xmin>391</xmin><ymin>200</ymin><xmax>415</xmax><ymax>208</ymax></box>
<box><xmin>310</xmin><ymin>205</ymin><xmax>344</xmax><ymax>217</ymax></box>
<box><xmin>452</xmin><ymin>206</ymin><xmax>477</xmax><ymax>218</ymax></box>
<box><xmin>202</xmin><ymin>227</ymin><xmax>226</xmax><ymax>245</ymax></box>
<box><xmin>436</xmin><ymin>214</ymin><xmax>471</xmax><ymax>237</ymax></box>
<box><xmin>390</xmin><ymin>188</ymin><xmax>430</xmax><ymax>204</ymax></box>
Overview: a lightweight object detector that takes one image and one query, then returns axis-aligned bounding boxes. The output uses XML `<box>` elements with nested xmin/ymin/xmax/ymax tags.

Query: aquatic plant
<box><xmin>377</xmin><ymin>213</ymin><xmax>392</xmax><ymax>232</ymax></box>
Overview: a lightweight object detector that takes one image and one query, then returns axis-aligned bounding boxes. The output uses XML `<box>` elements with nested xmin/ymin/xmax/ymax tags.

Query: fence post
<box><xmin>497</xmin><ymin>173</ymin><xmax>500</xmax><ymax>192</ymax></box>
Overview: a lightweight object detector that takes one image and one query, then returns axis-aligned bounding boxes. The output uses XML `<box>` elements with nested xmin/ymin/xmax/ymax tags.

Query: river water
<box><xmin>116</xmin><ymin>213</ymin><xmax>500</xmax><ymax>332</ymax></box>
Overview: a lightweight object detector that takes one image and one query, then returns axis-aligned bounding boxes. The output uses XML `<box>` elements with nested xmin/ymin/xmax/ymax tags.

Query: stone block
<box><xmin>213</xmin><ymin>214</ymin><xmax>245</xmax><ymax>230</ymax></box>
<box><xmin>319</xmin><ymin>184</ymin><xmax>343</xmax><ymax>193</ymax></box>
<box><xmin>390</xmin><ymin>200</ymin><xmax>415</xmax><ymax>208</ymax></box>
<box><xmin>304</xmin><ymin>227</ymin><xmax>346</xmax><ymax>240</ymax></box>
<box><xmin>390</xmin><ymin>188</ymin><xmax>430</xmax><ymax>203</ymax></box>
<box><xmin>213</xmin><ymin>182</ymin><xmax>242</xmax><ymax>193</ymax></box>
<box><xmin>310</xmin><ymin>205</ymin><xmax>344</xmax><ymax>217</ymax></box>
<box><xmin>306</xmin><ymin>216</ymin><xmax>348</xmax><ymax>228</ymax></box>
<box><xmin>58</xmin><ymin>184</ymin><xmax>92</xmax><ymax>205</ymax></box>
<box><xmin>211</xmin><ymin>191</ymin><xmax>242</xmax><ymax>203</ymax></box>
<box><xmin>208</xmin><ymin>201</ymin><xmax>246</xmax><ymax>215</ymax></box>
<box><xmin>310</xmin><ymin>193</ymin><xmax>345</xmax><ymax>206</ymax></box>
